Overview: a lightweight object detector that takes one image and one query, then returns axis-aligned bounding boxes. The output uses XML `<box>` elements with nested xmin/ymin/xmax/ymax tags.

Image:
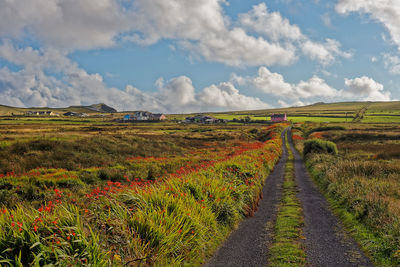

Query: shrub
<box><xmin>303</xmin><ymin>139</ymin><xmax>338</xmax><ymax>157</ymax></box>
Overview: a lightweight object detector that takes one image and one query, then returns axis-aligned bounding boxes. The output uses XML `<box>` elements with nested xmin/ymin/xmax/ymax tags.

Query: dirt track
<box><xmin>288</xmin><ymin>128</ymin><xmax>372</xmax><ymax>267</ymax></box>
<box><xmin>205</xmin><ymin>128</ymin><xmax>372</xmax><ymax>267</ymax></box>
<box><xmin>204</xmin><ymin>129</ymin><xmax>288</xmax><ymax>267</ymax></box>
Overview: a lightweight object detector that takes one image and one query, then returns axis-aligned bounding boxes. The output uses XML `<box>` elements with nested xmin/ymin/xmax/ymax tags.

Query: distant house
<box><xmin>150</xmin><ymin>113</ymin><xmax>166</xmax><ymax>120</ymax></box>
<box><xmin>25</xmin><ymin>111</ymin><xmax>57</xmax><ymax>116</ymax></box>
<box><xmin>271</xmin><ymin>113</ymin><xmax>287</xmax><ymax>122</ymax></box>
<box><xmin>63</xmin><ymin>112</ymin><xmax>88</xmax><ymax>117</ymax></box>
<box><xmin>123</xmin><ymin>112</ymin><xmax>166</xmax><ymax>122</ymax></box>
<box><xmin>184</xmin><ymin>115</ymin><xmax>220</xmax><ymax>124</ymax></box>
<box><xmin>133</xmin><ymin>111</ymin><xmax>152</xmax><ymax>120</ymax></box>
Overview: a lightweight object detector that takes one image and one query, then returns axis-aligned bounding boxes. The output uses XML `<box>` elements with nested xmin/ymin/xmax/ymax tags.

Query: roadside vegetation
<box><xmin>0</xmin><ymin>121</ymin><xmax>285</xmax><ymax>266</ymax></box>
<box><xmin>293</xmin><ymin>121</ymin><xmax>400</xmax><ymax>266</ymax></box>
<box><xmin>268</xmin><ymin>130</ymin><xmax>306</xmax><ymax>266</ymax></box>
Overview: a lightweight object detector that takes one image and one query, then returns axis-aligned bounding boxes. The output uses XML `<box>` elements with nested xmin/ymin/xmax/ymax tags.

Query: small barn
<box><xmin>150</xmin><ymin>113</ymin><xmax>166</xmax><ymax>120</ymax></box>
<box><xmin>271</xmin><ymin>113</ymin><xmax>287</xmax><ymax>122</ymax></box>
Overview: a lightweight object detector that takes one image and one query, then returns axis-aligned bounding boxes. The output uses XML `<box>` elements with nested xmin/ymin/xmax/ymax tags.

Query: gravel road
<box><xmin>204</xmin><ymin>129</ymin><xmax>289</xmax><ymax>267</ymax></box>
<box><xmin>288</xmin><ymin>128</ymin><xmax>372</xmax><ymax>267</ymax></box>
<box><xmin>205</xmin><ymin>128</ymin><xmax>372</xmax><ymax>267</ymax></box>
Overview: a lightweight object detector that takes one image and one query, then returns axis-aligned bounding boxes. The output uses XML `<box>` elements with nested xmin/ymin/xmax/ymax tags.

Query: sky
<box><xmin>0</xmin><ymin>0</ymin><xmax>399</xmax><ymax>113</ymax></box>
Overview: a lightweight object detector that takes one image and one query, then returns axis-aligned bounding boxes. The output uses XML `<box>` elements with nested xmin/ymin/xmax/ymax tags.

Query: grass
<box><xmin>268</xmin><ymin>130</ymin><xmax>306</xmax><ymax>266</ymax></box>
<box><xmin>288</xmin><ymin>116</ymin><xmax>349</xmax><ymax>123</ymax></box>
<box><xmin>0</xmin><ymin>118</ymin><xmax>287</xmax><ymax>265</ymax></box>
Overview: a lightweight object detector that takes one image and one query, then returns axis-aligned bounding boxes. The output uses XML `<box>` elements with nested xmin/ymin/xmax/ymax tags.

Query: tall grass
<box><xmin>0</xmin><ymin>127</ymin><xmax>284</xmax><ymax>266</ymax></box>
<box><xmin>304</xmin><ymin>152</ymin><xmax>400</xmax><ymax>266</ymax></box>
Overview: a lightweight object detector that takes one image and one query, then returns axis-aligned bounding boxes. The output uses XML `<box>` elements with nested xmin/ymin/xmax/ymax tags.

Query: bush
<box><xmin>303</xmin><ymin>139</ymin><xmax>338</xmax><ymax>157</ymax></box>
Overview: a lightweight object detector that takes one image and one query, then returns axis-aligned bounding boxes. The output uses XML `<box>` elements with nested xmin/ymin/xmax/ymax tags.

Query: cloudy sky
<box><xmin>0</xmin><ymin>0</ymin><xmax>399</xmax><ymax>112</ymax></box>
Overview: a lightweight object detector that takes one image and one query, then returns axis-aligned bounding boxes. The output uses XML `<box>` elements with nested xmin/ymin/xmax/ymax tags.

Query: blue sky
<box><xmin>0</xmin><ymin>0</ymin><xmax>399</xmax><ymax>112</ymax></box>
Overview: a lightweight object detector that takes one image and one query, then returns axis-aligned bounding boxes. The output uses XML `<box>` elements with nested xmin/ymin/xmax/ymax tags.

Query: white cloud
<box><xmin>199</xmin><ymin>82</ymin><xmax>269</xmax><ymax>111</ymax></box>
<box><xmin>383</xmin><ymin>53</ymin><xmax>400</xmax><ymax>74</ymax></box>
<box><xmin>321</xmin><ymin>13</ymin><xmax>332</xmax><ymax>27</ymax></box>
<box><xmin>232</xmin><ymin>66</ymin><xmax>340</xmax><ymax>105</ymax></box>
<box><xmin>295</xmin><ymin>75</ymin><xmax>338</xmax><ymax>98</ymax></box>
<box><xmin>344</xmin><ymin>76</ymin><xmax>391</xmax><ymax>101</ymax></box>
<box><xmin>128</xmin><ymin>0</ymin><xmax>298</xmax><ymax>67</ymax></box>
<box><xmin>179</xmin><ymin>28</ymin><xmax>297</xmax><ymax>67</ymax></box>
<box><xmin>0</xmin><ymin>41</ymin><xmax>269</xmax><ymax>112</ymax></box>
<box><xmin>0</xmin><ymin>0</ymin><xmax>130</xmax><ymax>51</ymax></box>
<box><xmin>301</xmin><ymin>39</ymin><xmax>352</xmax><ymax>65</ymax></box>
<box><xmin>336</xmin><ymin>0</ymin><xmax>400</xmax><ymax>50</ymax></box>
<box><xmin>231</xmin><ymin>67</ymin><xmax>393</xmax><ymax>106</ymax></box>
<box><xmin>251</xmin><ymin>67</ymin><xmax>293</xmax><ymax>96</ymax></box>
<box><xmin>237</xmin><ymin>3</ymin><xmax>351</xmax><ymax>65</ymax></box>
<box><xmin>0</xmin><ymin>0</ymin><xmax>351</xmax><ymax>68</ymax></box>
<box><xmin>238</xmin><ymin>3</ymin><xmax>302</xmax><ymax>41</ymax></box>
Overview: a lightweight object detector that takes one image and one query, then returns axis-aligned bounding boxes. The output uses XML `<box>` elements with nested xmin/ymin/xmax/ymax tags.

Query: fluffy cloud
<box><xmin>383</xmin><ymin>53</ymin><xmax>400</xmax><ymax>75</ymax></box>
<box><xmin>238</xmin><ymin>3</ymin><xmax>302</xmax><ymax>41</ymax></box>
<box><xmin>0</xmin><ymin>41</ymin><xmax>269</xmax><ymax>112</ymax></box>
<box><xmin>295</xmin><ymin>76</ymin><xmax>338</xmax><ymax>98</ymax></box>
<box><xmin>238</xmin><ymin>3</ymin><xmax>351</xmax><ymax>65</ymax></box>
<box><xmin>251</xmin><ymin>67</ymin><xmax>293</xmax><ymax>96</ymax></box>
<box><xmin>336</xmin><ymin>0</ymin><xmax>400</xmax><ymax>50</ymax></box>
<box><xmin>232</xmin><ymin>66</ymin><xmax>340</xmax><ymax>105</ymax></box>
<box><xmin>0</xmin><ymin>0</ymin><xmax>129</xmax><ymax>50</ymax></box>
<box><xmin>232</xmin><ymin>67</ymin><xmax>393</xmax><ymax>105</ymax></box>
<box><xmin>344</xmin><ymin>76</ymin><xmax>391</xmax><ymax>101</ymax></box>
<box><xmin>0</xmin><ymin>0</ymin><xmax>349</xmax><ymax>67</ymax></box>
<box><xmin>128</xmin><ymin>0</ymin><xmax>297</xmax><ymax>67</ymax></box>
<box><xmin>198</xmin><ymin>82</ymin><xmax>269</xmax><ymax>111</ymax></box>
<box><xmin>301</xmin><ymin>39</ymin><xmax>352</xmax><ymax>65</ymax></box>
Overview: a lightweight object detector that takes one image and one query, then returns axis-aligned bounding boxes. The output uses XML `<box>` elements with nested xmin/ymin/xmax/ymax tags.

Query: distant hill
<box><xmin>206</xmin><ymin>101</ymin><xmax>400</xmax><ymax>116</ymax></box>
<box><xmin>69</xmin><ymin>103</ymin><xmax>117</xmax><ymax>113</ymax></box>
<box><xmin>0</xmin><ymin>103</ymin><xmax>117</xmax><ymax>116</ymax></box>
<box><xmin>88</xmin><ymin>103</ymin><xmax>117</xmax><ymax>113</ymax></box>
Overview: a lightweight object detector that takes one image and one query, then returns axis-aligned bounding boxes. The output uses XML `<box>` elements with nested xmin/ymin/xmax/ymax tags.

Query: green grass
<box><xmin>268</xmin><ymin>130</ymin><xmax>306</xmax><ymax>266</ymax></box>
<box><xmin>362</xmin><ymin>115</ymin><xmax>400</xmax><ymax>123</ymax></box>
<box><xmin>288</xmin><ymin>116</ymin><xmax>349</xmax><ymax>123</ymax></box>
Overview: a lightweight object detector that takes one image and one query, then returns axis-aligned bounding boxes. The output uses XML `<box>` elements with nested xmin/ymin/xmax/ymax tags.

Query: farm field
<box><xmin>0</xmin><ymin>118</ymin><xmax>284</xmax><ymax>266</ymax></box>
<box><xmin>168</xmin><ymin>101</ymin><xmax>400</xmax><ymax>124</ymax></box>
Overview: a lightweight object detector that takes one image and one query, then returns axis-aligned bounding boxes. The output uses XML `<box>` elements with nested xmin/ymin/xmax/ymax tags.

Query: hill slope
<box><xmin>0</xmin><ymin>103</ymin><xmax>117</xmax><ymax>116</ymax></box>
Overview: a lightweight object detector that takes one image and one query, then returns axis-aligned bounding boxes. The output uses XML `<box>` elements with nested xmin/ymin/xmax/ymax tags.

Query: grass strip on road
<box><xmin>267</xmin><ymin>130</ymin><xmax>306</xmax><ymax>266</ymax></box>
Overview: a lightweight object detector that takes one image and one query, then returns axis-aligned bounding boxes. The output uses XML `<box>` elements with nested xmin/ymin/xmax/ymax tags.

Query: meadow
<box><xmin>0</xmin><ymin>118</ymin><xmax>285</xmax><ymax>266</ymax></box>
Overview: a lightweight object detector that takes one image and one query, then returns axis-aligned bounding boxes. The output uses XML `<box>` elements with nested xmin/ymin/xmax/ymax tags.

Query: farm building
<box><xmin>184</xmin><ymin>115</ymin><xmax>224</xmax><ymax>124</ymax></box>
<box><xmin>63</xmin><ymin>112</ymin><xmax>88</xmax><ymax>117</ymax></box>
<box><xmin>151</xmin><ymin>113</ymin><xmax>167</xmax><ymax>120</ymax></box>
<box><xmin>25</xmin><ymin>111</ymin><xmax>58</xmax><ymax>116</ymax></box>
<box><xmin>123</xmin><ymin>112</ymin><xmax>166</xmax><ymax>121</ymax></box>
<box><xmin>271</xmin><ymin>113</ymin><xmax>287</xmax><ymax>122</ymax></box>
